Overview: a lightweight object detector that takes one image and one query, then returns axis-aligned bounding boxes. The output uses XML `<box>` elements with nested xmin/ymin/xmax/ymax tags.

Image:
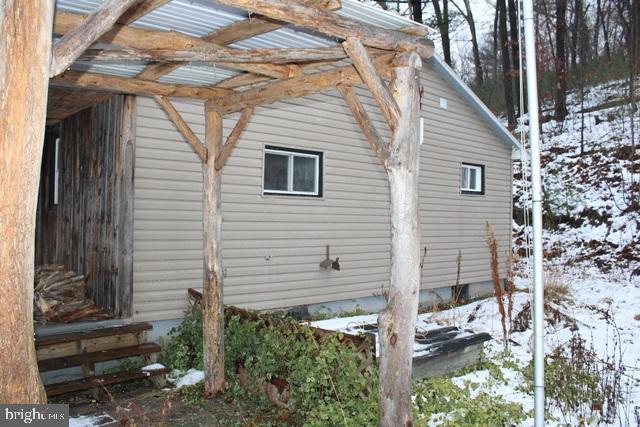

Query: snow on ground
<box><xmin>514</xmin><ymin>79</ymin><xmax>640</xmax><ymax>278</ymax></box>
<box><xmin>141</xmin><ymin>363</ymin><xmax>165</xmax><ymax>371</ymax></box>
<box><xmin>169</xmin><ymin>368</ymin><xmax>205</xmax><ymax>389</ymax></box>
<box><xmin>68</xmin><ymin>413</ymin><xmax>115</xmax><ymax>427</ymax></box>
<box><xmin>314</xmin><ymin>266</ymin><xmax>640</xmax><ymax>426</ymax></box>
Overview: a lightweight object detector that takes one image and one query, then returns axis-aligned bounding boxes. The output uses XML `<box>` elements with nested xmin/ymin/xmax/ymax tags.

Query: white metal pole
<box><xmin>522</xmin><ymin>0</ymin><xmax>545</xmax><ymax>425</ymax></box>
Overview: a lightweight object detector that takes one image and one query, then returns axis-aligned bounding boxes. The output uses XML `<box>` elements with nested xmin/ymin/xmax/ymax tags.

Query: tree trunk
<box><xmin>507</xmin><ymin>0</ymin><xmax>521</xmax><ymax>116</ymax></box>
<box><xmin>498</xmin><ymin>0</ymin><xmax>516</xmax><ymax>126</ymax></box>
<box><xmin>409</xmin><ymin>0</ymin><xmax>423</xmax><ymax>24</ymax></box>
<box><xmin>0</xmin><ymin>0</ymin><xmax>54</xmax><ymax>403</ymax></box>
<box><xmin>462</xmin><ymin>0</ymin><xmax>484</xmax><ymax>86</ymax></box>
<box><xmin>377</xmin><ymin>52</ymin><xmax>422</xmax><ymax>427</ymax></box>
<box><xmin>432</xmin><ymin>0</ymin><xmax>452</xmax><ymax>66</ymax></box>
<box><xmin>555</xmin><ymin>0</ymin><xmax>569</xmax><ymax>120</ymax></box>
<box><xmin>203</xmin><ymin>100</ymin><xmax>225</xmax><ymax>397</ymax></box>
<box><xmin>569</xmin><ymin>0</ymin><xmax>582</xmax><ymax>73</ymax></box>
<box><xmin>596</xmin><ymin>0</ymin><xmax>611</xmax><ymax>61</ymax></box>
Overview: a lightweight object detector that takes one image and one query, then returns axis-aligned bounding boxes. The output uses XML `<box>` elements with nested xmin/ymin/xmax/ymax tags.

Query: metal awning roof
<box><xmin>53</xmin><ymin>0</ymin><xmax>519</xmax><ymax>149</ymax></box>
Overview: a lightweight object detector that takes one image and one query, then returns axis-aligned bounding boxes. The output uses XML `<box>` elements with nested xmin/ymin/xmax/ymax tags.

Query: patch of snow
<box><xmin>172</xmin><ymin>368</ymin><xmax>204</xmax><ymax>388</ymax></box>
<box><xmin>68</xmin><ymin>413</ymin><xmax>115</xmax><ymax>427</ymax></box>
<box><xmin>424</xmin><ymin>267</ymin><xmax>640</xmax><ymax>426</ymax></box>
<box><xmin>142</xmin><ymin>363</ymin><xmax>165</xmax><ymax>371</ymax></box>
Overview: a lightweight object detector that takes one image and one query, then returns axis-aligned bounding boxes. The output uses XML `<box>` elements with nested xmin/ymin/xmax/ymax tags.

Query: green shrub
<box><xmin>413</xmin><ymin>376</ymin><xmax>527</xmax><ymax>426</ymax></box>
<box><xmin>161</xmin><ymin>303</ymin><xmax>378</xmax><ymax>426</ymax></box>
<box><xmin>159</xmin><ymin>302</ymin><xmax>203</xmax><ymax>371</ymax></box>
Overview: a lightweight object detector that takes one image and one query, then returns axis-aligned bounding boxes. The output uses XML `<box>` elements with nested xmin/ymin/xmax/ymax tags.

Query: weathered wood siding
<box><xmin>36</xmin><ymin>95</ymin><xmax>135</xmax><ymax>317</ymax></box>
<box><xmin>132</xmin><ymin>63</ymin><xmax>512</xmax><ymax>322</ymax></box>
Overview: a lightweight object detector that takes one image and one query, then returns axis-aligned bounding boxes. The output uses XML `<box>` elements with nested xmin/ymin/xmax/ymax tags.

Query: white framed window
<box><xmin>263</xmin><ymin>145</ymin><xmax>322</xmax><ymax>197</ymax></box>
<box><xmin>461</xmin><ymin>162</ymin><xmax>484</xmax><ymax>194</ymax></box>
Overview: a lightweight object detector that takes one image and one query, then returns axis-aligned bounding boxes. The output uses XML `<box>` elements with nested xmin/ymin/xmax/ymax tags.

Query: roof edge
<box><xmin>427</xmin><ymin>55</ymin><xmax>521</xmax><ymax>151</ymax></box>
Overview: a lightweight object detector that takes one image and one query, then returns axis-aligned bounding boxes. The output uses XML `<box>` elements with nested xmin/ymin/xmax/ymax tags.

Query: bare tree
<box><xmin>555</xmin><ymin>0</ymin><xmax>569</xmax><ymax>120</ymax></box>
<box><xmin>498</xmin><ymin>0</ymin><xmax>516</xmax><ymax>126</ymax></box>
<box><xmin>451</xmin><ymin>0</ymin><xmax>484</xmax><ymax>85</ymax></box>
<box><xmin>409</xmin><ymin>0</ymin><xmax>424</xmax><ymax>23</ymax></box>
<box><xmin>596</xmin><ymin>0</ymin><xmax>612</xmax><ymax>61</ymax></box>
<box><xmin>507</xmin><ymin>0</ymin><xmax>521</xmax><ymax>116</ymax></box>
<box><xmin>431</xmin><ymin>0</ymin><xmax>452</xmax><ymax>66</ymax></box>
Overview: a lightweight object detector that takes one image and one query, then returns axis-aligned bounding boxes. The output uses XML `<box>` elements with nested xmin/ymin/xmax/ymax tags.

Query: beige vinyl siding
<box><xmin>132</xmin><ymin>62</ymin><xmax>512</xmax><ymax>322</ymax></box>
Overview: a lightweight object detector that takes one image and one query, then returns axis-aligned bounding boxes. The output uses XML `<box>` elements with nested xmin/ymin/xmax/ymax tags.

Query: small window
<box><xmin>461</xmin><ymin>163</ymin><xmax>484</xmax><ymax>194</ymax></box>
<box><xmin>263</xmin><ymin>146</ymin><xmax>322</xmax><ymax>197</ymax></box>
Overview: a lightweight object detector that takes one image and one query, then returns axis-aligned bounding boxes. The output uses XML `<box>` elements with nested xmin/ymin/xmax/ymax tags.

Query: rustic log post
<box><xmin>377</xmin><ymin>51</ymin><xmax>422</xmax><ymax>427</ymax></box>
<box><xmin>0</xmin><ymin>0</ymin><xmax>54</xmax><ymax>403</ymax></box>
<box><xmin>203</xmin><ymin>100</ymin><xmax>225</xmax><ymax>397</ymax></box>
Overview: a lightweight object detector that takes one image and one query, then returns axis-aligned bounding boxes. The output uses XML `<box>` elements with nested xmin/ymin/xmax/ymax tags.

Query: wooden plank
<box><xmin>46</xmin><ymin>88</ymin><xmax>113</xmax><ymax>124</ymax></box>
<box><xmin>203</xmin><ymin>101</ymin><xmax>225</xmax><ymax>397</ymax></box>
<box><xmin>51</xmin><ymin>70</ymin><xmax>230</xmax><ymax>100</ymax></box>
<box><xmin>215</xmin><ymin>107</ymin><xmax>254</xmax><ymax>171</ymax></box>
<box><xmin>81</xmin><ymin>46</ymin><xmax>348</xmax><ymax>64</ymax></box>
<box><xmin>35</xmin><ymin>322</ymin><xmax>152</xmax><ymax>348</ymax></box>
<box><xmin>154</xmin><ymin>95</ymin><xmax>208</xmax><ymax>162</ymax></box>
<box><xmin>45</xmin><ymin>367</ymin><xmax>168</xmax><ymax>397</ymax></box>
<box><xmin>343</xmin><ymin>37</ymin><xmax>399</xmax><ymax>131</ymax></box>
<box><xmin>218</xmin><ymin>53</ymin><xmax>397</xmax><ymax>114</ymax></box>
<box><xmin>50</xmin><ymin>0</ymin><xmax>139</xmax><ymax>77</ymax></box>
<box><xmin>115</xmin><ymin>95</ymin><xmax>136</xmax><ymax>318</ymax></box>
<box><xmin>37</xmin><ymin>333</ymin><xmax>140</xmax><ymax>361</ymax></box>
<box><xmin>337</xmin><ymin>85</ymin><xmax>386</xmax><ymax>165</ymax></box>
<box><xmin>211</xmin><ymin>0</ymin><xmax>434</xmax><ymax>58</ymax></box>
<box><xmin>38</xmin><ymin>342</ymin><xmax>161</xmax><ymax>372</ymax></box>
<box><xmin>134</xmin><ymin>0</ymin><xmax>340</xmax><ymax>81</ymax></box>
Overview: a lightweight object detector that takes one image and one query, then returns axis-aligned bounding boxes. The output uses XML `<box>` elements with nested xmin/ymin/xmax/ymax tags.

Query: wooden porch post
<box><xmin>203</xmin><ymin>100</ymin><xmax>225</xmax><ymax>396</ymax></box>
<box><xmin>0</xmin><ymin>0</ymin><xmax>54</xmax><ymax>403</ymax></box>
<box><xmin>377</xmin><ymin>52</ymin><xmax>423</xmax><ymax>427</ymax></box>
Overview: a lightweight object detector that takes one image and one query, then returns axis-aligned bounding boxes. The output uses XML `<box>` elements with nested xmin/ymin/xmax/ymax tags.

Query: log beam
<box><xmin>203</xmin><ymin>101</ymin><xmax>225</xmax><ymax>397</ymax></box>
<box><xmin>0</xmin><ymin>0</ymin><xmax>54</xmax><ymax>403</ymax></box>
<box><xmin>337</xmin><ymin>85</ymin><xmax>387</xmax><ymax>166</ymax></box>
<box><xmin>154</xmin><ymin>96</ymin><xmax>208</xmax><ymax>162</ymax></box>
<box><xmin>51</xmin><ymin>70</ymin><xmax>230</xmax><ymax>100</ymax></box>
<box><xmin>218</xmin><ymin>53</ymin><xmax>396</xmax><ymax>114</ymax></box>
<box><xmin>119</xmin><ymin>0</ymin><xmax>172</xmax><ymax>24</ymax></box>
<box><xmin>134</xmin><ymin>0</ymin><xmax>340</xmax><ymax>81</ymax></box>
<box><xmin>53</xmin><ymin>11</ymin><xmax>296</xmax><ymax>79</ymax></box>
<box><xmin>215</xmin><ymin>107</ymin><xmax>254</xmax><ymax>171</ymax></box>
<box><xmin>211</xmin><ymin>0</ymin><xmax>434</xmax><ymax>58</ymax></box>
<box><xmin>343</xmin><ymin>37</ymin><xmax>399</xmax><ymax>131</ymax></box>
<box><xmin>50</xmin><ymin>0</ymin><xmax>139</xmax><ymax>77</ymax></box>
<box><xmin>377</xmin><ymin>51</ymin><xmax>423</xmax><ymax>427</ymax></box>
<box><xmin>80</xmin><ymin>46</ymin><xmax>348</xmax><ymax>64</ymax></box>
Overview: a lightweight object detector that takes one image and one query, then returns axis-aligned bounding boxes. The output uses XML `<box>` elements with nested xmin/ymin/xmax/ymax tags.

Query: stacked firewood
<box><xmin>34</xmin><ymin>265</ymin><xmax>108</xmax><ymax>323</ymax></box>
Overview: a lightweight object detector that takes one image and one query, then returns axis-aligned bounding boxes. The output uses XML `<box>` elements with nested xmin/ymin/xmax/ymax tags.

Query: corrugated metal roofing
<box><xmin>55</xmin><ymin>0</ymin><xmax>423</xmax><ymax>84</ymax></box>
<box><xmin>53</xmin><ymin>0</ymin><xmax>518</xmax><ymax>149</ymax></box>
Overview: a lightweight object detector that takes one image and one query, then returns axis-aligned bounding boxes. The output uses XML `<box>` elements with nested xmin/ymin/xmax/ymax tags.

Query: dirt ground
<box><xmin>58</xmin><ymin>381</ymin><xmax>292</xmax><ymax>426</ymax></box>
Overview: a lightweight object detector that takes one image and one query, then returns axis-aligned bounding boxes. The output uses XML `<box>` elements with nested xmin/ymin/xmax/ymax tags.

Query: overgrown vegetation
<box><xmin>519</xmin><ymin>308</ymin><xmax>629</xmax><ymax>425</ymax></box>
<box><xmin>161</xmin><ymin>302</ymin><xmax>379</xmax><ymax>426</ymax></box>
<box><xmin>161</xmin><ymin>302</ymin><xmax>534</xmax><ymax>425</ymax></box>
<box><xmin>413</xmin><ymin>360</ymin><xmax>528</xmax><ymax>427</ymax></box>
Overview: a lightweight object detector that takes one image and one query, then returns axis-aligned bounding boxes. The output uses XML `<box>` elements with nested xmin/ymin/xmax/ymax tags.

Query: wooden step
<box><xmin>38</xmin><ymin>342</ymin><xmax>161</xmax><ymax>372</ymax></box>
<box><xmin>45</xmin><ymin>367</ymin><xmax>169</xmax><ymax>397</ymax></box>
<box><xmin>36</xmin><ymin>322</ymin><xmax>152</xmax><ymax>349</ymax></box>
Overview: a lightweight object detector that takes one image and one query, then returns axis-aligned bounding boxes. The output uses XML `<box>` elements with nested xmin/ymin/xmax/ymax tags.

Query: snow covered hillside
<box><xmin>514</xmin><ymin>79</ymin><xmax>640</xmax><ymax>278</ymax></box>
